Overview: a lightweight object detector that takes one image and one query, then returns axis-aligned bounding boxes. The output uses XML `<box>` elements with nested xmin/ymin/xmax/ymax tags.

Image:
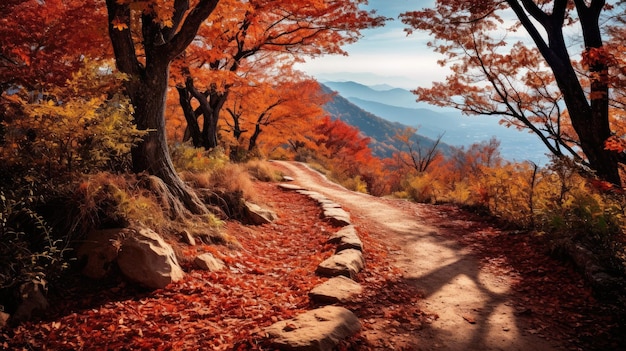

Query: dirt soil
<box><xmin>2</xmin><ymin>161</ymin><xmax>624</xmax><ymax>350</ymax></box>
<box><xmin>273</xmin><ymin>161</ymin><xmax>625</xmax><ymax>351</ymax></box>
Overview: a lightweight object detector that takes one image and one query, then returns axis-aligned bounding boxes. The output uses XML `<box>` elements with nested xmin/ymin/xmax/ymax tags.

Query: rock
<box><xmin>327</xmin><ymin>226</ymin><xmax>357</xmax><ymax>244</ymax></box>
<box><xmin>11</xmin><ymin>279</ymin><xmax>49</xmax><ymax>324</ymax></box>
<box><xmin>76</xmin><ymin>228</ymin><xmax>123</xmax><ymax>279</ymax></box>
<box><xmin>327</xmin><ymin>226</ymin><xmax>363</xmax><ymax>252</ymax></box>
<box><xmin>194</xmin><ymin>253</ymin><xmax>226</xmax><ymax>272</ymax></box>
<box><xmin>244</xmin><ymin>201</ymin><xmax>278</xmax><ymax>225</ymax></box>
<box><xmin>321</xmin><ymin>202</ymin><xmax>342</xmax><ymax>209</ymax></box>
<box><xmin>322</xmin><ymin>208</ymin><xmax>351</xmax><ymax>227</ymax></box>
<box><xmin>265</xmin><ymin>306</ymin><xmax>361</xmax><ymax>351</ymax></box>
<box><xmin>117</xmin><ymin>227</ymin><xmax>185</xmax><ymax>289</ymax></box>
<box><xmin>278</xmin><ymin>184</ymin><xmax>304</xmax><ymax>191</ymax></box>
<box><xmin>309</xmin><ymin>276</ymin><xmax>363</xmax><ymax>304</ymax></box>
<box><xmin>180</xmin><ymin>230</ymin><xmax>196</xmax><ymax>246</ymax></box>
<box><xmin>316</xmin><ymin>249</ymin><xmax>364</xmax><ymax>279</ymax></box>
<box><xmin>336</xmin><ymin>235</ymin><xmax>363</xmax><ymax>252</ymax></box>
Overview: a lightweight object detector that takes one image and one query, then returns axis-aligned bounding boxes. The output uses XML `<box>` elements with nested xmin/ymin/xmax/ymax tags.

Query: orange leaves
<box><xmin>581</xmin><ymin>46</ymin><xmax>617</xmax><ymax>70</ymax></box>
<box><xmin>604</xmin><ymin>135</ymin><xmax>626</xmax><ymax>153</ymax></box>
<box><xmin>1</xmin><ymin>0</ymin><xmax>109</xmax><ymax>90</ymax></box>
<box><xmin>111</xmin><ymin>17</ymin><xmax>129</xmax><ymax>31</ymax></box>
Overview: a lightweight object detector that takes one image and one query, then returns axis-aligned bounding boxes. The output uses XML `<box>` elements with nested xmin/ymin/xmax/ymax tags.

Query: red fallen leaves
<box><xmin>414</xmin><ymin>204</ymin><xmax>625</xmax><ymax>351</ymax></box>
<box><xmin>2</xmin><ymin>182</ymin><xmax>339</xmax><ymax>350</ymax></box>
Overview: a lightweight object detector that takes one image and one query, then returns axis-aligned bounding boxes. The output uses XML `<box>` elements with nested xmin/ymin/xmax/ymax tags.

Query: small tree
<box><xmin>394</xmin><ymin>127</ymin><xmax>443</xmax><ymax>174</ymax></box>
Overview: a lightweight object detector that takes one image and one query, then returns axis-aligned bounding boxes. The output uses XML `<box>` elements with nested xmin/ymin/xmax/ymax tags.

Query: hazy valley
<box><xmin>323</xmin><ymin>81</ymin><xmax>549</xmax><ymax>165</ymax></box>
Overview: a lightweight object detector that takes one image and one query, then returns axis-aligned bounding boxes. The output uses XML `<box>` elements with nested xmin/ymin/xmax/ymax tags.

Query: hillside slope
<box><xmin>324</xmin><ymin>81</ymin><xmax>549</xmax><ymax>164</ymax></box>
<box><xmin>320</xmin><ymin>84</ymin><xmax>452</xmax><ymax>159</ymax></box>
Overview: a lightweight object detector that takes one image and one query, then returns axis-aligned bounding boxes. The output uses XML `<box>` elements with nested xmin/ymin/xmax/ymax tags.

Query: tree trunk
<box><xmin>179</xmin><ymin>79</ymin><xmax>226</xmax><ymax>150</ymax></box>
<box><xmin>129</xmin><ymin>62</ymin><xmax>208</xmax><ymax>215</ymax></box>
<box><xmin>105</xmin><ymin>0</ymin><xmax>217</xmax><ymax>216</ymax></box>
<box><xmin>508</xmin><ymin>0</ymin><xmax>620</xmax><ymax>185</ymax></box>
<box><xmin>176</xmin><ymin>85</ymin><xmax>203</xmax><ymax>146</ymax></box>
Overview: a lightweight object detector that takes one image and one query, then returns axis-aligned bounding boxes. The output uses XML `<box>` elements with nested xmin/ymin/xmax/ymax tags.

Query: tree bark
<box><xmin>509</xmin><ymin>0</ymin><xmax>620</xmax><ymax>185</ymax></box>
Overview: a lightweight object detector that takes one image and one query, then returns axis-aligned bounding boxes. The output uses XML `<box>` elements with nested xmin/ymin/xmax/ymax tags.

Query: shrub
<box><xmin>170</xmin><ymin>143</ymin><xmax>228</xmax><ymax>173</ymax></box>
<box><xmin>0</xmin><ymin>61</ymin><xmax>145</xmax><ymax>179</ymax></box>
<box><xmin>244</xmin><ymin>159</ymin><xmax>282</xmax><ymax>182</ymax></box>
<box><xmin>0</xmin><ymin>190</ymin><xmax>69</xmax><ymax>295</ymax></box>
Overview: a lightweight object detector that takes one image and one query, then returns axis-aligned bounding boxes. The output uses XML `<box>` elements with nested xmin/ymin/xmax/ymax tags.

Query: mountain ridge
<box><xmin>322</xmin><ymin>80</ymin><xmax>549</xmax><ymax>165</ymax></box>
<box><xmin>320</xmin><ymin>84</ymin><xmax>452</xmax><ymax>159</ymax></box>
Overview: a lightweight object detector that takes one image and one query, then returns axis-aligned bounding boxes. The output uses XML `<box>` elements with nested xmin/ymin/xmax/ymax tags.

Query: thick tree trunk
<box><xmin>178</xmin><ymin>79</ymin><xmax>225</xmax><ymax>150</ymax></box>
<box><xmin>129</xmin><ymin>63</ymin><xmax>208</xmax><ymax>216</ymax></box>
<box><xmin>105</xmin><ymin>0</ymin><xmax>216</xmax><ymax>216</ymax></box>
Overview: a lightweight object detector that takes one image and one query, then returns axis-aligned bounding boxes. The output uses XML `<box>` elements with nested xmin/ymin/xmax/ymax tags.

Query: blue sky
<box><xmin>295</xmin><ymin>0</ymin><xmax>444</xmax><ymax>89</ymax></box>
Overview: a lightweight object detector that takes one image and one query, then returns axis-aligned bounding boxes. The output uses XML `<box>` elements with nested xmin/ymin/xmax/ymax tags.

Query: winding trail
<box><xmin>275</xmin><ymin>161</ymin><xmax>559</xmax><ymax>351</ymax></box>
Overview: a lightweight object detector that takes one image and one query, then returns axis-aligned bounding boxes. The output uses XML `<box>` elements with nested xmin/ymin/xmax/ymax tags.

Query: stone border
<box><xmin>263</xmin><ymin>183</ymin><xmax>367</xmax><ymax>350</ymax></box>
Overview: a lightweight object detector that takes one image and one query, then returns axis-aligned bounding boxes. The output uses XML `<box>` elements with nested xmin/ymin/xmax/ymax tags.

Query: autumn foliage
<box><xmin>1</xmin><ymin>0</ymin><xmax>626</xmax><ymax>348</ymax></box>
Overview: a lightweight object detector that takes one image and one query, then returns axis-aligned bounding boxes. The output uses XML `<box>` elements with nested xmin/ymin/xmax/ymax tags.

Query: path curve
<box><xmin>275</xmin><ymin>161</ymin><xmax>559</xmax><ymax>351</ymax></box>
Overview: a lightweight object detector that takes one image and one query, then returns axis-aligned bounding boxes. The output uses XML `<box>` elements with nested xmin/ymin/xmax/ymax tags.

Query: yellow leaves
<box><xmin>1</xmin><ymin>61</ymin><xmax>146</xmax><ymax>176</ymax></box>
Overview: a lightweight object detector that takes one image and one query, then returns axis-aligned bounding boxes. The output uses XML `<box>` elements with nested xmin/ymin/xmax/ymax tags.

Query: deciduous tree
<box><xmin>223</xmin><ymin>74</ymin><xmax>329</xmax><ymax>157</ymax></box>
<box><xmin>401</xmin><ymin>1</ymin><xmax>626</xmax><ymax>185</ymax></box>
<box><xmin>173</xmin><ymin>0</ymin><xmax>385</xmax><ymax>150</ymax></box>
<box><xmin>393</xmin><ymin>127</ymin><xmax>443</xmax><ymax>174</ymax></box>
<box><xmin>105</xmin><ymin>0</ymin><xmax>219</xmax><ymax>214</ymax></box>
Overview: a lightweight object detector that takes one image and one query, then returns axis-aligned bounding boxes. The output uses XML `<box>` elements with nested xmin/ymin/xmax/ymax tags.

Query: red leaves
<box><xmin>3</xmin><ymin>181</ymin><xmax>337</xmax><ymax>350</ymax></box>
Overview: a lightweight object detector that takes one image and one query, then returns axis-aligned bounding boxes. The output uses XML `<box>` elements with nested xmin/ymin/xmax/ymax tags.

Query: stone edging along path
<box><xmin>263</xmin><ymin>182</ymin><xmax>365</xmax><ymax>351</ymax></box>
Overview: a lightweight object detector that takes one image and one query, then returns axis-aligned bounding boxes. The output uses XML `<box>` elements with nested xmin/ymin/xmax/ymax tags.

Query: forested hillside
<box><xmin>321</xmin><ymin>84</ymin><xmax>452</xmax><ymax>159</ymax></box>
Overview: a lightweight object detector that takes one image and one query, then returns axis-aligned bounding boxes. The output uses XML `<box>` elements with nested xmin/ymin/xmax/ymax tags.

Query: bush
<box><xmin>170</xmin><ymin>143</ymin><xmax>229</xmax><ymax>173</ymax></box>
<box><xmin>0</xmin><ymin>61</ymin><xmax>144</xmax><ymax>179</ymax></box>
<box><xmin>0</xmin><ymin>190</ymin><xmax>69</xmax><ymax>294</ymax></box>
<box><xmin>244</xmin><ymin>159</ymin><xmax>282</xmax><ymax>182</ymax></box>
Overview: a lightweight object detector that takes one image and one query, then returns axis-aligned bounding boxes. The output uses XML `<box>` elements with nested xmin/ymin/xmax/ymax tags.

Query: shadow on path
<box><xmin>276</xmin><ymin>161</ymin><xmax>559</xmax><ymax>350</ymax></box>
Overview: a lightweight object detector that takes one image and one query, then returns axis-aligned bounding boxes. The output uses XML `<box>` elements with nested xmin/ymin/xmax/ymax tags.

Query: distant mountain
<box><xmin>324</xmin><ymin>81</ymin><xmax>550</xmax><ymax>164</ymax></box>
<box><xmin>324</xmin><ymin>81</ymin><xmax>420</xmax><ymax>109</ymax></box>
<box><xmin>320</xmin><ymin>84</ymin><xmax>452</xmax><ymax>159</ymax></box>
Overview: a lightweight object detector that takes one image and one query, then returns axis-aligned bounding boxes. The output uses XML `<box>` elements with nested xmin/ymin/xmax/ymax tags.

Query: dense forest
<box><xmin>1</xmin><ymin>0</ymin><xmax>626</xmax><ymax>349</ymax></box>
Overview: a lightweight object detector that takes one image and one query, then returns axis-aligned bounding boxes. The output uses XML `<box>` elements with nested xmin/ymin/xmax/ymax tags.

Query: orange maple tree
<box><xmin>0</xmin><ymin>0</ymin><xmax>108</xmax><ymax>93</ymax></box>
<box><xmin>401</xmin><ymin>1</ymin><xmax>626</xmax><ymax>185</ymax></box>
<box><xmin>170</xmin><ymin>0</ymin><xmax>386</xmax><ymax>151</ymax></box>
<box><xmin>222</xmin><ymin>73</ymin><xmax>330</xmax><ymax>158</ymax></box>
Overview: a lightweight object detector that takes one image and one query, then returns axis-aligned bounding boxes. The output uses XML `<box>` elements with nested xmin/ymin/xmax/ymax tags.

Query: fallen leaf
<box><xmin>462</xmin><ymin>314</ymin><xmax>476</xmax><ymax>324</ymax></box>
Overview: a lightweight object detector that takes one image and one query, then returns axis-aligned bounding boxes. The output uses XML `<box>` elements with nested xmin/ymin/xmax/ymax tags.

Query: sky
<box><xmin>294</xmin><ymin>0</ymin><xmax>444</xmax><ymax>90</ymax></box>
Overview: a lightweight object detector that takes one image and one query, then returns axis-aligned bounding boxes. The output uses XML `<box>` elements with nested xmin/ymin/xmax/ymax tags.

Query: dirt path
<box><xmin>275</xmin><ymin>161</ymin><xmax>560</xmax><ymax>351</ymax></box>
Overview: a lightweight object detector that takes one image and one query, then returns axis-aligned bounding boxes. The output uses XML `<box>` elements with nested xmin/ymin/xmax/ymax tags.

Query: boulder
<box><xmin>316</xmin><ymin>249</ymin><xmax>364</xmax><ymax>279</ymax></box>
<box><xmin>309</xmin><ymin>276</ymin><xmax>363</xmax><ymax>304</ymax></box>
<box><xmin>117</xmin><ymin>227</ymin><xmax>184</xmax><ymax>289</ymax></box>
<box><xmin>322</xmin><ymin>208</ymin><xmax>351</xmax><ymax>227</ymax></box>
<box><xmin>11</xmin><ymin>279</ymin><xmax>49</xmax><ymax>324</ymax></box>
<box><xmin>327</xmin><ymin>226</ymin><xmax>363</xmax><ymax>252</ymax></box>
<box><xmin>244</xmin><ymin>201</ymin><xmax>278</xmax><ymax>225</ymax></box>
<box><xmin>194</xmin><ymin>253</ymin><xmax>226</xmax><ymax>272</ymax></box>
<box><xmin>265</xmin><ymin>306</ymin><xmax>361</xmax><ymax>351</ymax></box>
<box><xmin>76</xmin><ymin>228</ymin><xmax>123</xmax><ymax>279</ymax></box>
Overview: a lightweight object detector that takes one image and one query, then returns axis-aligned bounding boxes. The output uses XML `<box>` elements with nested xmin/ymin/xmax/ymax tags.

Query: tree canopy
<box><xmin>401</xmin><ymin>0</ymin><xmax>626</xmax><ymax>185</ymax></box>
